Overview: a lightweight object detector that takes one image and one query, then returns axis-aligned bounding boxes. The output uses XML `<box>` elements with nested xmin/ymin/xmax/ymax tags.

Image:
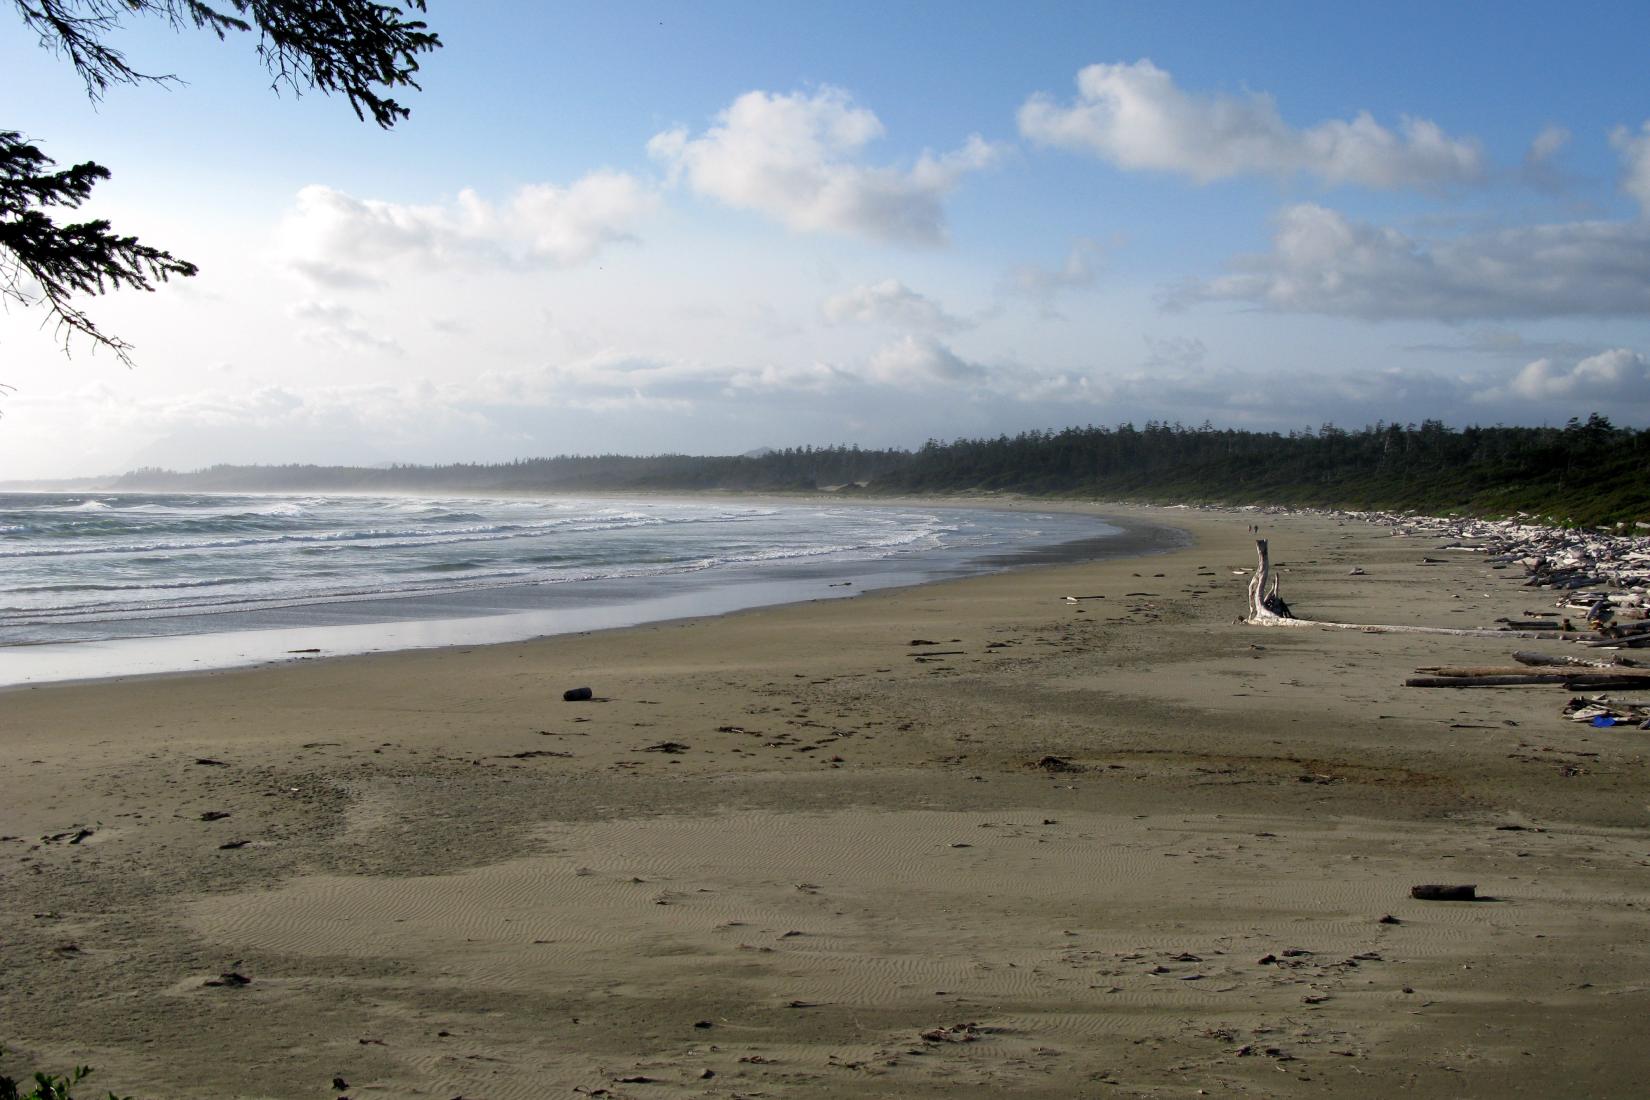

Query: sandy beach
<box><xmin>4</xmin><ymin>503</ymin><xmax>1648</xmax><ymax>1098</ymax></box>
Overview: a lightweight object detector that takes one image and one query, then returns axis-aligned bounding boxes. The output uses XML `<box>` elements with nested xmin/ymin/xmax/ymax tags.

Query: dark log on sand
<box><xmin>1407</xmin><ymin>673</ymin><xmax>1650</xmax><ymax>688</ymax></box>
<box><xmin>1411</xmin><ymin>884</ymin><xmax>1477</xmax><ymax>901</ymax></box>
<box><xmin>1415</xmin><ymin>665</ymin><xmax>1650</xmax><ymax>680</ymax></box>
<box><xmin>1565</xmin><ymin>678</ymin><xmax>1650</xmax><ymax>691</ymax></box>
<box><xmin>1408</xmin><ymin>675</ymin><xmax>1571</xmax><ymax>688</ymax></box>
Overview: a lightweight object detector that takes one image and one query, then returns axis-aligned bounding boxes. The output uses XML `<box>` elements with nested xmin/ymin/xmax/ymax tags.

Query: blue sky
<box><xmin>3</xmin><ymin>1</ymin><xmax>1649</xmax><ymax>477</ymax></box>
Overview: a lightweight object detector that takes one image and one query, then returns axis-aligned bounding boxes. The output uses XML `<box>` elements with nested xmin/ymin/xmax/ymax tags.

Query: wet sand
<box><xmin>3</xmin><ymin>504</ymin><xmax>1648</xmax><ymax>1097</ymax></box>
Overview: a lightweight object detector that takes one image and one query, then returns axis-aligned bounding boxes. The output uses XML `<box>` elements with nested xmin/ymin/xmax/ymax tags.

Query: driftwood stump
<box><xmin>1246</xmin><ymin>539</ymin><xmax>1293</xmax><ymax>620</ymax></box>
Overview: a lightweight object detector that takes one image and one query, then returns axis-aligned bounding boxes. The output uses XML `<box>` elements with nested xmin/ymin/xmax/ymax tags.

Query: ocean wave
<box><xmin>0</xmin><ymin>507</ymin><xmax>726</xmax><ymax>558</ymax></box>
<box><xmin>0</xmin><ymin>567</ymin><xmax>539</xmax><ymax>624</ymax></box>
<box><xmin>0</xmin><ymin>492</ymin><xmax>1095</xmax><ymax>639</ymax></box>
<box><xmin>7</xmin><ymin>576</ymin><xmax>256</xmax><ymax>595</ymax></box>
<box><xmin>0</xmin><ymin>520</ymin><xmax>538</xmax><ymax>558</ymax></box>
<box><xmin>0</xmin><ymin>526</ymin><xmax>929</xmax><ymax>621</ymax></box>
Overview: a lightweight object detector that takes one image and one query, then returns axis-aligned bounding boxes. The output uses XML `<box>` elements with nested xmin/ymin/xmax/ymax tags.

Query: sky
<box><xmin>3</xmin><ymin>0</ymin><xmax>1649</xmax><ymax>478</ymax></box>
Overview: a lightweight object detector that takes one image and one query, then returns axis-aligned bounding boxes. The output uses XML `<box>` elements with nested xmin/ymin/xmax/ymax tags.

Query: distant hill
<box><xmin>0</xmin><ymin>476</ymin><xmax>112</xmax><ymax>492</ymax></box>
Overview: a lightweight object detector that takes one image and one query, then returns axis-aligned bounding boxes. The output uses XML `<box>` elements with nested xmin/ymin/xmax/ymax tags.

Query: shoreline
<box><xmin>4</xmin><ymin>503</ymin><xmax>1648</xmax><ymax>1097</ymax></box>
<box><xmin>0</xmin><ymin>499</ymin><xmax>1178</xmax><ymax>690</ymax></box>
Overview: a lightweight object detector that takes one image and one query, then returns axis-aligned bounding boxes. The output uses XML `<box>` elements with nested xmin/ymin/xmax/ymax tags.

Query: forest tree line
<box><xmin>109</xmin><ymin>415</ymin><xmax>1650</xmax><ymax>526</ymax></box>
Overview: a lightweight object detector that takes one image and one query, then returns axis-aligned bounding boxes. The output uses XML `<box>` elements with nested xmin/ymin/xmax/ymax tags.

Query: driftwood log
<box><xmin>1584</xmin><ymin>632</ymin><xmax>1650</xmax><ymax>649</ymax></box>
<box><xmin>1512</xmin><ymin>651</ymin><xmax>1641</xmax><ymax>669</ymax></box>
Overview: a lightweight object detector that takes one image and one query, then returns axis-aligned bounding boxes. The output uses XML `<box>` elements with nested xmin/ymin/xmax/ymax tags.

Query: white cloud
<box><xmin>1521</xmin><ymin>125</ymin><xmax>1572</xmax><ymax>193</ymax></box>
<box><xmin>1019</xmin><ymin>60</ymin><xmax>1483</xmax><ymax>189</ymax></box>
<box><xmin>1503</xmin><ymin>348</ymin><xmax>1650</xmax><ymax>401</ymax></box>
<box><xmin>471</xmin><ymin>351</ymin><xmax>860</xmax><ymax>410</ymax></box>
<box><xmin>1402</xmin><ymin>328</ymin><xmax>1602</xmax><ymax>363</ymax></box>
<box><xmin>289</xmin><ymin>300</ymin><xmax>403</xmax><ymax>356</ymax></box>
<box><xmin>1610</xmin><ymin>121</ymin><xmax>1650</xmax><ymax>215</ymax></box>
<box><xmin>531</xmin><ymin>339</ymin><xmax>1093</xmax><ymax>405</ymax></box>
<box><xmin>1057</xmin><ymin>362</ymin><xmax>1509</xmax><ymax>430</ymax></box>
<box><xmin>865</xmin><ymin>335</ymin><xmax>991</xmax><ymax>386</ymax></box>
<box><xmin>725</xmin><ymin>360</ymin><xmax>858</xmax><ymax>395</ymax></box>
<box><xmin>1169</xmin><ymin>202</ymin><xmax>1650</xmax><ymax>320</ymax></box>
<box><xmin>821</xmin><ymin>279</ymin><xmax>966</xmax><ymax>330</ymax></box>
<box><xmin>1143</xmin><ymin>334</ymin><xmax>1207</xmax><ymax>371</ymax></box>
<box><xmin>279</xmin><ymin>174</ymin><xmax>657</xmax><ymax>287</ymax></box>
<box><xmin>507</xmin><ymin>171</ymin><xmax>658</xmax><ymax>264</ymax></box>
<box><xmin>532</xmin><ymin>337</ymin><xmax>1092</xmax><ymax>408</ymax></box>
<box><xmin>649</xmin><ymin>87</ymin><xmax>999</xmax><ymax>245</ymax></box>
<box><xmin>1004</xmin><ymin>237</ymin><xmax>1104</xmax><ymax>316</ymax></box>
<box><xmin>1528</xmin><ymin>125</ymin><xmax>1571</xmax><ymax>163</ymax></box>
<box><xmin>278</xmin><ymin>186</ymin><xmax>482</xmax><ymax>287</ymax></box>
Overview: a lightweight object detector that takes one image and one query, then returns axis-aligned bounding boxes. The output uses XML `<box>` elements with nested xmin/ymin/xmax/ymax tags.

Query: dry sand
<box><xmin>3</xmin><ymin>504</ymin><xmax>1648</xmax><ymax>1098</ymax></box>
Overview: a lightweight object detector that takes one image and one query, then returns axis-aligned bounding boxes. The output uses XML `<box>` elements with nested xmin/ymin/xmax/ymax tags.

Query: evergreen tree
<box><xmin>3</xmin><ymin>1</ymin><xmax>440</xmax><ymax>361</ymax></box>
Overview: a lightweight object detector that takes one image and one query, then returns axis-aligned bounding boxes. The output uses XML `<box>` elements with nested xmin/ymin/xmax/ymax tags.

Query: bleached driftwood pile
<box><xmin>1242</xmin><ymin>538</ymin><xmax>1619</xmax><ymax>640</ymax></box>
<box><xmin>1244</xmin><ymin>510</ymin><xmax>1649</xmax><ymax>638</ymax></box>
<box><xmin>1339</xmin><ymin>510</ymin><xmax>1650</xmax><ymax>606</ymax></box>
<box><xmin>1239</xmin><ymin>513</ymin><xmax>1650</xmax><ymax>727</ymax></box>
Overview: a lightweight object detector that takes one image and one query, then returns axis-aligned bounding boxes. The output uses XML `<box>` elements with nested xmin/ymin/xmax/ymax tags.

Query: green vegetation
<box><xmin>879</xmin><ymin>415</ymin><xmax>1650</xmax><ymax>526</ymax></box>
<box><xmin>5</xmin><ymin>1</ymin><xmax>439</xmax><ymax>362</ymax></box>
<box><xmin>0</xmin><ymin>1047</ymin><xmax>130</xmax><ymax>1100</ymax></box>
<box><xmin>105</xmin><ymin>415</ymin><xmax>1650</xmax><ymax>527</ymax></box>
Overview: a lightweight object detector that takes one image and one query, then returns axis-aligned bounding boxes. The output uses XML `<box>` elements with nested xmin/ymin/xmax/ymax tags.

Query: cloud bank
<box><xmin>12</xmin><ymin>336</ymin><xmax>1646</xmax><ymax>479</ymax></box>
<box><xmin>821</xmin><ymin>280</ymin><xmax>966</xmax><ymax>331</ymax></box>
<box><xmin>1169</xmin><ymin>202</ymin><xmax>1650</xmax><ymax>320</ymax></box>
<box><xmin>1611</xmin><ymin>121</ymin><xmax>1650</xmax><ymax>215</ymax></box>
<box><xmin>1496</xmin><ymin>348</ymin><xmax>1650</xmax><ymax>402</ymax></box>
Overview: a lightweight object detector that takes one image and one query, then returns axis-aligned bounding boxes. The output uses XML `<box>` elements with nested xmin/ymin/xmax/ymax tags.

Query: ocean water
<box><xmin>0</xmin><ymin>493</ymin><xmax>1125</xmax><ymax>685</ymax></box>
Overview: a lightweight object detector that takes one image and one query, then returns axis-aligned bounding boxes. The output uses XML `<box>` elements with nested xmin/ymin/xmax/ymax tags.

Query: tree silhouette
<box><xmin>3</xmin><ymin>1</ymin><xmax>440</xmax><ymax>363</ymax></box>
<box><xmin>99</xmin><ymin>418</ymin><xmax>1650</xmax><ymax>526</ymax></box>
